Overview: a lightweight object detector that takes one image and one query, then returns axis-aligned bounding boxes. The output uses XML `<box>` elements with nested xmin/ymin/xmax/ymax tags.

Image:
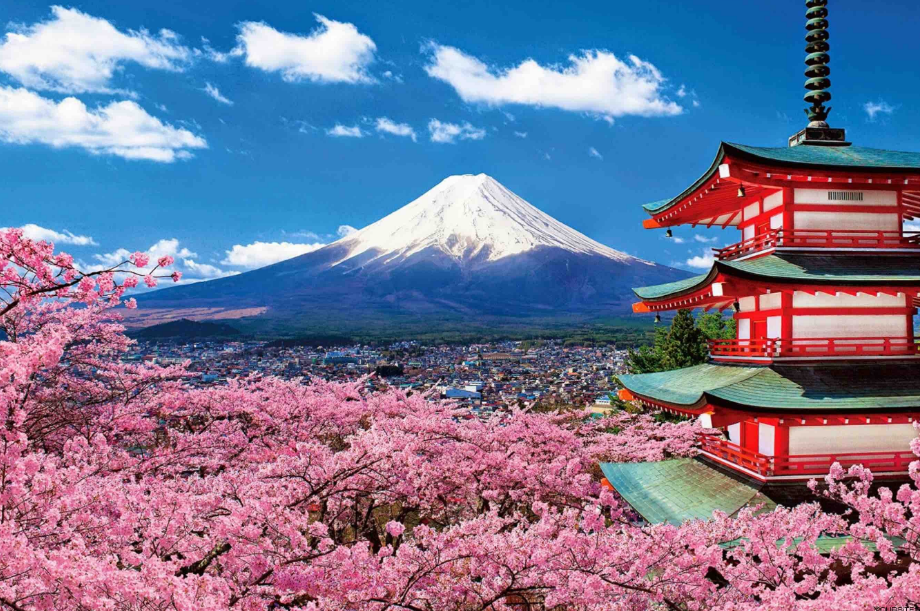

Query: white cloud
<box><xmin>667</xmin><ymin>236</ymin><xmax>686</xmax><ymax>244</ymax></box>
<box><xmin>93</xmin><ymin>238</ymin><xmax>196</xmax><ymax>268</ymax></box>
<box><xmin>326</xmin><ymin>124</ymin><xmax>364</xmax><ymax>138</ymax></box>
<box><xmin>285</xmin><ymin>229</ymin><xmax>322</xmax><ymax>240</ymax></box>
<box><xmin>0</xmin><ymin>6</ymin><xmax>191</xmax><ymax>95</ymax></box>
<box><xmin>864</xmin><ymin>100</ymin><xmax>895</xmax><ymax>121</ymax></box>
<box><xmin>0</xmin><ymin>85</ymin><xmax>206</xmax><ymax>162</ymax></box>
<box><xmin>87</xmin><ymin>237</ymin><xmax>242</xmax><ymax>284</ymax></box>
<box><xmin>202</xmin><ymin>82</ymin><xmax>233</xmax><ymax>105</ymax></box>
<box><xmin>337</xmin><ymin>225</ymin><xmax>358</xmax><ymax>238</ymax></box>
<box><xmin>16</xmin><ymin>223</ymin><xmax>97</xmax><ymax>246</ymax></box>
<box><xmin>374</xmin><ymin>117</ymin><xmax>416</xmax><ymax>141</ymax></box>
<box><xmin>182</xmin><ymin>258</ymin><xmax>238</xmax><ymax>279</ymax></box>
<box><xmin>233</xmin><ymin>15</ymin><xmax>376</xmax><ymax>84</ymax></box>
<box><xmin>222</xmin><ymin>241</ymin><xmax>326</xmax><ymax>268</ymax></box>
<box><xmin>88</xmin><ymin>238</ymin><xmax>197</xmax><ymax>283</ymax></box>
<box><xmin>694</xmin><ymin>234</ymin><xmax>718</xmax><ymax>243</ymax></box>
<box><xmin>588</xmin><ymin>146</ymin><xmax>603</xmax><ymax>160</ymax></box>
<box><xmin>905</xmin><ymin>221</ymin><xmax>920</xmax><ymax>232</ymax></box>
<box><xmin>200</xmin><ymin>37</ymin><xmax>230</xmax><ymax>63</ymax></box>
<box><xmin>676</xmin><ymin>84</ymin><xmax>687</xmax><ymax>98</ymax></box>
<box><xmin>382</xmin><ymin>70</ymin><xmax>403</xmax><ymax>83</ymax></box>
<box><xmin>424</xmin><ymin>44</ymin><xmax>682</xmax><ymax>123</ymax></box>
<box><xmin>427</xmin><ymin>119</ymin><xmax>486</xmax><ymax>144</ymax></box>
<box><xmin>685</xmin><ymin>251</ymin><xmax>715</xmax><ymax>269</ymax></box>
<box><xmin>513</xmin><ymin>131</ymin><xmax>528</xmax><ymax>138</ymax></box>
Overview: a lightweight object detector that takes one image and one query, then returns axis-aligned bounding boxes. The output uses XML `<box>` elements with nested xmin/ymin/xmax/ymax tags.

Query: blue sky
<box><xmin>3</xmin><ymin>0</ymin><xmax>920</xmax><ymax>282</ymax></box>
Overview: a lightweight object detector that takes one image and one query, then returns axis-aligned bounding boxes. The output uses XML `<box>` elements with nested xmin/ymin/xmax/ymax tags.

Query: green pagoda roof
<box><xmin>619</xmin><ymin>361</ymin><xmax>920</xmax><ymax>411</ymax></box>
<box><xmin>633</xmin><ymin>253</ymin><xmax>920</xmax><ymax>301</ymax></box>
<box><xmin>601</xmin><ymin>459</ymin><xmax>902</xmax><ymax>552</ymax></box>
<box><xmin>643</xmin><ymin>142</ymin><xmax>920</xmax><ymax>215</ymax></box>
<box><xmin>599</xmin><ymin>458</ymin><xmax>776</xmax><ymax>525</ymax></box>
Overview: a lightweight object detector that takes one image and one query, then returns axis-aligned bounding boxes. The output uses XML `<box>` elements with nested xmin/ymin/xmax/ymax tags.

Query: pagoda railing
<box><xmin>708</xmin><ymin>337</ymin><xmax>919</xmax><ymax>360</ymax></box>
<box><xmin>715</xmin><ymin>229</ymin><xmax>920</xmax><ymax>261</ymax></box>
<box><xmin>697</xmin><ymin>434</ymin><xmax>916</xmax><ymax>477</ymax></box>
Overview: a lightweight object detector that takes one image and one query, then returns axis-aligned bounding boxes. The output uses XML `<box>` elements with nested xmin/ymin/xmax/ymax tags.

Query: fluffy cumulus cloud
<box><xmin>182</xmin><ymin>258</ymin><xmax>239</xmax><ymax>280</ymax></box>
<box><xmin>232</xmin><ymin>15</ymin><xmax>376</xmax><ymax>84</ymax></box>
<box><xmin>0</xmin><ymin>6</ymin><xmax>191</xmax><ymax>95</ymax></box>
<box><xmin>427</xmin><ymin>119</ymin><xmax>486</xmax><ymax>144</ymax></box>
<box><xmin>864</xmin><ymin>100</ymin><xmax>895</xmax><ymax>121</ymax></box>
<box><xmin>93</xmin><ymin>238</ymin><xmax>196</xmax><ymax>270</ymax></box>
<box><xmin>202</xmin><ymin>82</ymin><xmax>233</xmax><ymax>105</ymax></box>
<box><xmin>424</xmin><ymin>44</ymin><xmax>682</xmax><ymax>123</ymax></box>
<box><xmin>684</xmin><ymin>250</ymin><xmax>715</xmax><ymax>269</ymax></box>
<box><xmin>222</xmin><ymin>241</ymin><xmax>326</xmax><ymax>268</ymax></box>
<box><xmin>89</xmin><ymin>238</ymin><xmax>240</xmax><ymax>284</ymax></box>
<box><xmin>326</xmin><ymin>124</ymin><xmax>364</xmax><ymax>138</ymax></box>
<box><xmin>14</xmin><ymin>223</ymin><xmax>97</xmax><ymax>246</ymax></box>
<box><xmin>336</xmin><ymin>225</ymin><xmax>358</xmax><ymax>238</ymax></box>
<box><xmin>374</xmin><ymin>117</ymin><xmax>416</xmax><ymax>141</ymax></box>
<box><xmin>0</xmin><ymin>86</ymin><xmax>207</xmax><ymax>162</ymax></box>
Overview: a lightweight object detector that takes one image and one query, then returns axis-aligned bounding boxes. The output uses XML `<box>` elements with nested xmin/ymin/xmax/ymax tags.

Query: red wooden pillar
<box><xmin>774</xmin><ymin>424</ymin><xmax>790</xmax><ymax>459</ymax></box>
<box><xmin>741</xmin><ymin>420</ymin><xmax>759</xmax><ymax>453</ymax></box>
<box><xmin>782</xmin><ymin>187</ymin><xmax>795</xmax><ymax>232</ymax></box>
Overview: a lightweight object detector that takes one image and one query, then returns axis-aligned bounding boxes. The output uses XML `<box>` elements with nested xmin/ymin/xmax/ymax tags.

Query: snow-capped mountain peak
<box><xmin>334</xmin><ymin>173</ymin><xmax>646</xmax><ymax>266</ymax></box>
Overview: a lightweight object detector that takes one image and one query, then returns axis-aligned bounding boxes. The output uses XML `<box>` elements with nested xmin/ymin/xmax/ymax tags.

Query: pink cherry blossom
<box><xmin>130</xmin><ymin>251</ymin><xmax>150</xmax><ymax>268</ymax></box>
<box><xmin>144</xmin><ymin>274</ymin><xmax>158</xmax><ymax>288</ymax></box>
<box><xmin>1</xmin><ymin>227</ymin><xmax>919</xmax><ymax>610</ymax></box>
<box><xmin>157</xmin><ymin>255</ymin><xmax>174</xmax><ymax>268</ymax></box>
<box><xmin>171</xmin><ymin>270</ymin><xmax>182</xmax><ymax>282</ymax></box>
<box><xmin>386</xmin><ymin>521</ymin><xmax>406</xmax><ymax>538</ymax></box>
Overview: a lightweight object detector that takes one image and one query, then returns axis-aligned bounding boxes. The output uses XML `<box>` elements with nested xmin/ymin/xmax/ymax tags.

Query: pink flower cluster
<box><xmin>1</xmin><ymin>229</ymin><xmax>919</xmax><ymax>610</ymax></box>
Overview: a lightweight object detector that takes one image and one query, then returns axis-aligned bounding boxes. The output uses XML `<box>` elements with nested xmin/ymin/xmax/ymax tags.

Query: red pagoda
<box><xmin>618</xmin><ymin>0</ymin><xmax>920</xmax><ymax>483</ymax></box>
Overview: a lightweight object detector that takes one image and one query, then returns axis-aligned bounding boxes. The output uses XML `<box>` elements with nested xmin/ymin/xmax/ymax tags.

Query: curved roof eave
<box><xmin>642</xmin><ymin>142</ymin><xmax>920</xmax><ymax>217</ymax></box>
<box><xmin>632</xmin><ymin>266</ymin><xmax>719</xmax><ymax>301</ymax></box>
<box><xmin>642</xmin><ymin>143</ymin><xmax>729</xmax><ymax>215</ymax></box>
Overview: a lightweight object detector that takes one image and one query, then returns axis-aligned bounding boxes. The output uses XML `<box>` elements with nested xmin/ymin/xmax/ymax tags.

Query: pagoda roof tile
<box><xmin>633</xmin><ymin>253</ymin><xmax>920</xmax><ymax>301</ymax></box>
<box><xmin>643</xmin><ymin>142</ymin><xmax>920</xmax><ymax>215</ymax></box>
<box><xmin>619</xmin><ymin>361</ymin><xmax>920</xmax><ymax>411</ymax></box>
<box><xmin>599</xmin><ymin>458</ymin><xmax>776</xmax><ymax>525</ymax></box>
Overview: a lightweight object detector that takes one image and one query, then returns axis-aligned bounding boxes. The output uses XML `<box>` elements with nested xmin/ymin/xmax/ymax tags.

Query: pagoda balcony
<box><xmin>697</xmin><ymin>434</ymin><xmax>915</xmax><ymax>479</ymax></box>
<box><xmin>708</xmin><ymin>336</ymin><xmax>920</xmax><ymax>361</ymax></box>
<box><xmin>715</xmin><ymin>229</ymin><xmax>920</xmax><ymax>261</ymax></box>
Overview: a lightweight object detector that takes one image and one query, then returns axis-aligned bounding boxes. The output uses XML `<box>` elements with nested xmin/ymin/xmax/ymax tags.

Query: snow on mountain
<box><xmin>132</xmin><ymin>173</ymin><xmax>690</xmax><ymax>333</ymax></box>
<box><xmin>332</xmin><ymin>174</ymin><xmax>652</xmax><ymax>267</ymax></box>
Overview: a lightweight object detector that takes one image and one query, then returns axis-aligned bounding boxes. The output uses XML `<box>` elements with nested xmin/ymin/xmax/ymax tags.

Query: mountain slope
<box><xmin>133</xmin><ymin>174</ymin><xmax>691</xmax><ymax>334</ymax></box>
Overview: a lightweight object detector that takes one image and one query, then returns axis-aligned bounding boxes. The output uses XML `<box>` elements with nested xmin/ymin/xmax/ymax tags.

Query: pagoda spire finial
<box><xmin>789</xmin><ymin>0</ymin><xmax>848</xmax><ymax>146</ymax></box>
<box><xmin>804</xmin><ymin>0</ymin><xmax>832</xmax><ymax>125</ymax></box>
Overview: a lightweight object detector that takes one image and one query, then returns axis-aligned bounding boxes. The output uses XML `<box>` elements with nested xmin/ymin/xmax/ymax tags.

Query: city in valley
<box><xmin>132</xmin><ymin>339</ymin><xmax>626</xmax><ymax>418</ymax></box>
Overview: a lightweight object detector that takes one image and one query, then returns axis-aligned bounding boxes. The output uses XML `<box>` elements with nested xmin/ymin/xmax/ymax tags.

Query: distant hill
<box><xmin>132</xmin><ymin>174</ymin><xmax>691</xmax><ymax>337</ymax></box>
<box><xmin>130</xmin><ymin>318</ymin><xmax>242</xmax><ymax>340</ymax></box>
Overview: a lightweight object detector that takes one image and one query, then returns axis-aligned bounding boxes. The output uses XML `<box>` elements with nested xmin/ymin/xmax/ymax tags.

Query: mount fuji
<box><xmin>133</xmin><ymin>174</ymin><xmax>690</xmax><ymax>335</ymax></box>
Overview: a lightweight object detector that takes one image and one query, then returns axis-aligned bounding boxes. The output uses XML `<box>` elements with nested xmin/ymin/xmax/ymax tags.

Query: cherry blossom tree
<box><xmin>1</xmin><ymin>227</ymin><xmax>918</xmax><ymax>610</ymax></box>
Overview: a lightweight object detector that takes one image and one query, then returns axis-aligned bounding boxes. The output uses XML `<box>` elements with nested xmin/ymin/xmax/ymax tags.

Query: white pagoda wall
<box><xmin>741</xmin><ymin>192</ymin><xmax>785</xmax><ymax>241</ymax></box>
<box><xmin>792</xmin><ymin>188</ymin><xmax>899</xmax><ymax>232</ymax></box>
<box><xmin>793</xmin><ymin>315</ymin><xmax>906</xmax><ymax>338</ymax></box>
<box><xmin>788</xmin><ymin>424</ymin><xmax>917</xmax><ymax>455</ymax></box>
<box><xmin>791</xmin><ymin>291</ymin><xmax>910</xmax><ymax>339</ymax></box>
<box><xmin>759</xmin><ymin>423</ymin><xmax>775</xmax><ymax>456</ymax></box>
